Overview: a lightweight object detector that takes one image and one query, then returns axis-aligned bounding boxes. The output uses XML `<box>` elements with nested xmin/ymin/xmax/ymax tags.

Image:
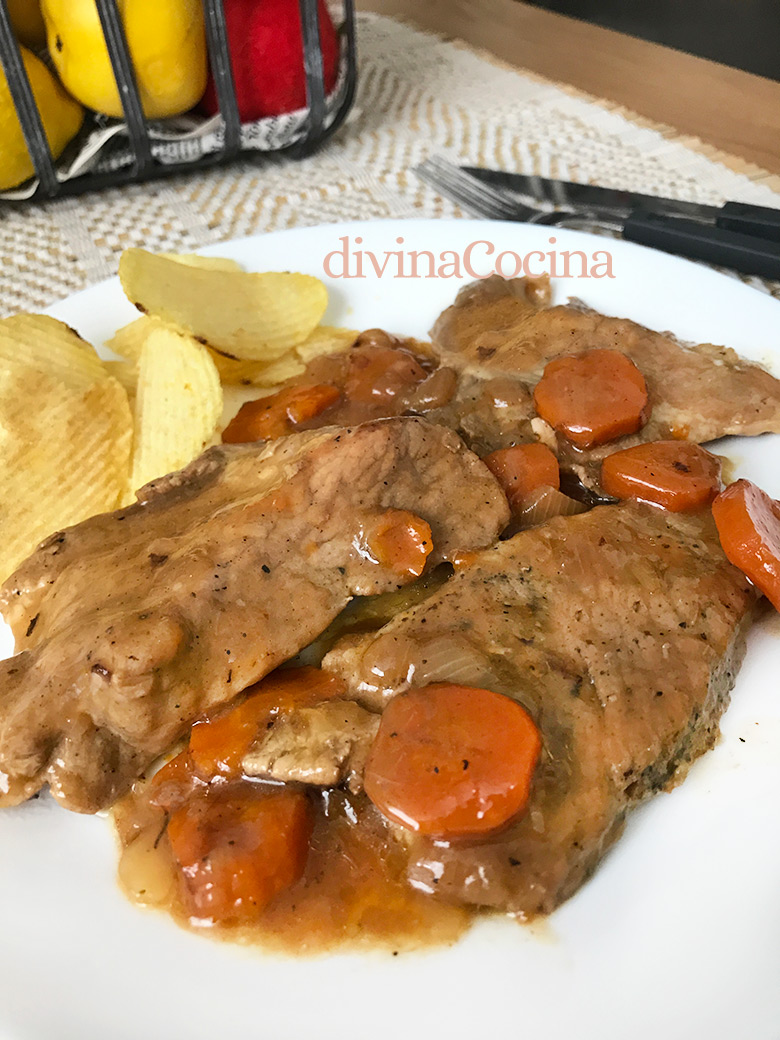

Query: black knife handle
<box><xmin>622</xmin><ymin>210</ymin><xmax>780</xmax><ymax>280</ymax></box>
<box><xmin>717</xmin><ymin>201</ymin><xmax>780</xmax><ymax>243</ymax></box>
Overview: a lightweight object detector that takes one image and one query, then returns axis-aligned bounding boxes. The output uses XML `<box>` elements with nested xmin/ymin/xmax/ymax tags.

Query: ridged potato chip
<box><xmin>106</xmin><ymin>316</ymin><xmax>161</xmax><ymax>362</ymax></box>
<box><xmin>108</xmin><ymin>317</ymin><xmax>306</xmax><ymax>387</ymax></box>
<box><xmin>103</xmin><ymin>360</ymin><xmax>138</xmax><ymax>401</ymax></box>
<box><xmin>0</xmin><ymin>367</ymin><xmax>132</xmax><ymax>583</ymax></box>
<box><xmin>107</xmin><ymin>315</ymin><xmax>354</xmax><ymax>390</ymax></box>
<box><xmin>118</xmin><ymin>248</ymin><xmax>328</xmax><ymax>361</ymax></box>
<box><xmin>0</xmin><ymin>314</ymin><xmax>106</xmax><ymax>389</ymax></box>
<box><xmin>131</xmin><ymin>326</ymin><xmax>222</xmax><ymax>492</ymax></box>
<box><xmin>210</xmin><ymin>326</ymin><xmax>358</xmax><ymax>386</ymax></box>
<box><xmin>294</xmin><ymin>325</ymin><xmax>358</xmax><ymax>365</ymax></box>
<box><xmin>161</xmin><ymin>253</ymin><xmax>244</xmax><ymax>273</ymax></box>
<box><xmin>209</xmin><ymin>350</ymin><xmax>306</xmax><ymax>387</ymax></box>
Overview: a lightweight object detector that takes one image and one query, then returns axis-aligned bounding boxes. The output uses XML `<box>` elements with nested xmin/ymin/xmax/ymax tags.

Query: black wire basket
<box><xmin>0</xmin><ymin>0</ymin><xmax>357</xmax><ymax>205</ymax></box>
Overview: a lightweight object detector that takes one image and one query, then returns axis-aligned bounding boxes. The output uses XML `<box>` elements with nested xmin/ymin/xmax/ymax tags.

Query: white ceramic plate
<box><xmin>1</xmin><ymin>220</ymin><xmax>779</xmax><ymax>1040</ymax></box>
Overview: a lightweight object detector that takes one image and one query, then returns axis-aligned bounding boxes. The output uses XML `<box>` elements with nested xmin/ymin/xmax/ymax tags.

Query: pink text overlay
<box><xmin>322</xmin><ymin>236</ymin><xmax>616</xmax><ymax>280</ymax></box>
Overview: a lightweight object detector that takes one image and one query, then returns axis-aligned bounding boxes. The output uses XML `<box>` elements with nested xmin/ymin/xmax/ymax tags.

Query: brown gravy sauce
<box><xmin>112</xmin><ymin>574</ymin><xmax>474</xmax><ymax>955</ymax></box>
<box><xmin>113</xmin><ymin>782</ymin><xmax>470</xmax><ymax>954</ymax></box>
<box><xmin>281</xmin><ymin>332</ymin><xmax>457</xmax><ymax>428</ymax></box>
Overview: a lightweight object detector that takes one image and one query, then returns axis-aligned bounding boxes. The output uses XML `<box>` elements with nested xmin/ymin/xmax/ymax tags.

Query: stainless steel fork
<box><xmin>415</xmin><ymin>156</ymin><xmax>612</xmax><ymax>230</ymax></box>
<box><xmin>415</xmin><ymin>156</ymin><xmax>780</xmax><ymax>280</ymax></box>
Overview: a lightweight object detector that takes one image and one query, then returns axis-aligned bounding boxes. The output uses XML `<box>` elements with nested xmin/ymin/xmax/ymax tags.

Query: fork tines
<box><xmin>415</xmin><ymin>156</ymin><xmax>530</xmax><ymax>221</ymax></box>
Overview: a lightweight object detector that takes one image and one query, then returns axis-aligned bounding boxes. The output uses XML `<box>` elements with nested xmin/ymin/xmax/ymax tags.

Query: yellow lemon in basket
<box><xmin>41</xmin><ymin>0</ymin><xmax>207</xmax><ymax>119</ymax></box>
<box><xmin>6</xmin><ymin>0</ymin><xmax>47</xmax><ymax>49</ymax></box>
<box><xmin>0</xmin><ymin>45</ymin><xmax>83</xmax><ymax>191</ymax></box>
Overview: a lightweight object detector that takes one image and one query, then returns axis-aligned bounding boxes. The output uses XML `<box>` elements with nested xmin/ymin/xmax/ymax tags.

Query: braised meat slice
<box><xmin>324</xmin><ymin>502</ymin><xmax>757</xmax><ymax>915</ymax></box>
<box><xmin>222</xmin><ymin>280</ymin><xmax>780</xmax><ymax>482</ymax></box>
<box><xmin>242</xmin><ymin>700</ymin><xmax>380</xmax><ymax>793</ymax></box>
<box><xmin>0</xmin><ymin>417</ymin><xmax>508</xmax><ymax>813</ymax></box>
<box><xmin>432</xmin><ymin>275</ymin><xmax>780</xmax><ymax>444</ymax></box>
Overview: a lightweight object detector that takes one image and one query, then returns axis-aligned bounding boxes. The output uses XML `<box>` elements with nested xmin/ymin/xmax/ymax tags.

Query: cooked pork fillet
<box><xmin>432</xmin><ymin>275</ymin><xmax>780</xmax><ymax>444</ymax></box>
<box><xmin>324</xmin><ymin>502</ymin><xmax>757</xmax><ymax>915</ymax></box>
<box><xmin>242</xmin><ymin>700</ymin><xmax>380</xmax><ymax>792</ymax></box>
<box><xmin>0</xmin><ymin>418</ymin><xmax>508</xmax><ymax>813</ymax></box>
<box><xmin>236</xmin><ymin>279</ymin><xmax>780</xmax><ymax>482</ymax></box>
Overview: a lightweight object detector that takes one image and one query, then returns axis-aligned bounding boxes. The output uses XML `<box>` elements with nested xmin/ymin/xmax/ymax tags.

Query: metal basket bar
<box><xmin>299</xmin><ymin>0</ymin><xmax>327</xmax><ymax>136</ymax></box>
<box><xmin>95</xmin><ymin>0</ymin><xmax>152</xmax><ymax>176</ymax></box>
<box><xmin>292</xmin><ymin>0</ymin><xmax>356</xmax><ymax>158</ymax></box>
<box><xmin>332</xmin><ymin>0</ymin><xmax>357</xmax><ymax>136</ymax></box>
<box><xmin>1</xmin><ymin>0</ymin><xmax>358</xmax><ymax>205</ymax></box>
<box><xmin>202</xmin><ymin>0</ymin><xmax>241</xmax><ymax>158</ymax></box>
<box><xmin>0</xmin><ymin>0</ymin><xmax>59</xmax><ymax>195</ymax></box>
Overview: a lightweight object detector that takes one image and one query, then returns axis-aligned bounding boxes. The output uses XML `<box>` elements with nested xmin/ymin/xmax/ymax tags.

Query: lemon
<box><xmin>41</xmin><ymin>0</ymin><xmax>207</xmax><ymax>120</ymax></box>
<box><xmin>0</xmin><ymin>45</ymin><xmax>84</xmax><ymax>191</ymax></box>
<box><xmin>6</xmin><ymin>0</ymin><xmax>46</xmax><ymax>49</ymax></box>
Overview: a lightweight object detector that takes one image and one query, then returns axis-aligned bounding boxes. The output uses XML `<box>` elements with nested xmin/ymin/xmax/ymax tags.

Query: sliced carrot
<box><xmin>222</xmin><ymin>384</ymin><xmax>340</xmax><ymax>443</ymax></box>
<box><xmin>601</xmin><ymin>440</ymin><xmax>721</xmax><ymax>511</ymax></box>
<box><xmin>344</xmin><ymin>344</ymin><xmax>427</xmax><ymax>405</ymax></box>
<box><xmin>167</xmin><ymin>786</ymin><xmax>312</xmax><ymax>924</ymax></box>
<box><xmin>482</xmin><ymin>443</ymin><xmax>560</xmax><ymax>514</ymax></box>
<box><xmin>364</xmin><ymin>683</ymin><xmax>541</xmax><ymax>838</ymax></box>
<box><xmin>533</xmin><ymin>349</ymin><xmax>649</xmax><ymax>449</ymax></box>
<box><xmin>712</xmin><ymin>479</ymin><xmax>780</xmax><ymax>609</ymax></box>
<box><xmin>362</xmin><ymin>510</ymin><xmax>433</xmax><ymax>579</ymax></box>
<box><xmin>189</xmin><ymin>667</ymin><xmax>347</xmax><ymax>780</ymax></box>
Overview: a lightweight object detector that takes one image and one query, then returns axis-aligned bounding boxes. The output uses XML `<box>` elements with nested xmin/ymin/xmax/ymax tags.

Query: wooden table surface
<box><xmin>360</xmin><ymin>0</ymin><xmax>780</xmax><ymax>178</ymax></box>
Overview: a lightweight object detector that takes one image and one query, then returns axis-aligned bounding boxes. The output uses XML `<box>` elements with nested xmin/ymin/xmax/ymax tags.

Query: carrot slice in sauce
<box><xmin>712</xmin><ymin>479</ymin><xmax>780</xmax><ymax>610</ymax></box>
<box><xmin>482</xmin><ymin>443</ymin><xmax>560</xmax><ymax>514</ymax></box>
<box><xmin>363</xmin><ymin>683</ymin><xmax>541</xmax><ymax>838</ymax></box>
<box><xmin>601</xmin><ymin>440</ymin><xmax>721</xmax><ymax>512</ymax></box>
<box><xmin>222</xmin><ymin>384</ymin><xmax>340</xmax><ymax>443</ymax></box>
<box><xmin>167</xmin><ymin>786</ymin><xmax>312</xmax><ymax>924</ymax></box>
<box><xmin>361</xmin><ymin>510</ymin><xmax>433</xmax><ymax>579</ymax></box>
<box><xmin>189</xmin><ymin>667</ymin><xmax>347</xmax><ymax>780</ymax></box>
<box><xmin>533</xmin><ymin>349</ymin><xmax>649</xmax><ymax>448</ymax></box>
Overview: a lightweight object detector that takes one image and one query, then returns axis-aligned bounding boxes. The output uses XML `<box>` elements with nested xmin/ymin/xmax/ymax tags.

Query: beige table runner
<box><xmin>2</xmin><ymin>12</ymin><xmax>779</xmax><ymax>317</ymax></box>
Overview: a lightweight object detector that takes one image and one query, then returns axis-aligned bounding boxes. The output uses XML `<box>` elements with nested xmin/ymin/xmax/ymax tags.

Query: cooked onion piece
<box><xmin>117</xmin><ymin>825</ymin><xmax>177</xmax><ymax>906</ymax></box>
<box><xmin>516</xmin><ymin>485</ymin><xmax>588</xmax><ymax>529</ymax></box>
<box><xmin>410</xmin><ymin>634</ymin><xmax>494</xmax><ymax>689</ymax></box>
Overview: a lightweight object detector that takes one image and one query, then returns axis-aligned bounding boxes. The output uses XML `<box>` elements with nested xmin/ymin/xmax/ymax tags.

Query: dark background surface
<box><xmin>525</xmin><ymin>0</ymin><xmax>780</xmax><ymax>80</ymax></box>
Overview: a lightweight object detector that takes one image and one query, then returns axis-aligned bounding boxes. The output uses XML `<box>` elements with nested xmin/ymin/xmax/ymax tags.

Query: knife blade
<box><xmin>462</xmin><ymin>166</ymin><xmax>780</xmax><ymax>244</ymax></box>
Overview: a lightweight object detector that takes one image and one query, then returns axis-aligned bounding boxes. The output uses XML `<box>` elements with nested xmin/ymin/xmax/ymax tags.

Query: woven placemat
<box><xmin>2</xmin><ymin>12</ymin><xmax>780</xmax><ymax>317</ymax></box>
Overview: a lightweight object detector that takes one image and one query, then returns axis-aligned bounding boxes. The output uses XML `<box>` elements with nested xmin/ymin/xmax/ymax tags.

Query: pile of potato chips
<box><xmin>0</xmin><ymin>249</ymin><xmax>357</xmax><ymax>584</ymax></box>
